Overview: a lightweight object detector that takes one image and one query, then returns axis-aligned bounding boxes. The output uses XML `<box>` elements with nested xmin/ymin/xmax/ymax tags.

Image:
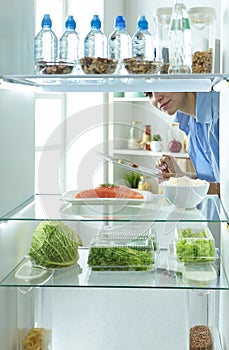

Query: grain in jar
<box><xmin>188</xmin><ymin>7</ymin><xmax>216</xmax><ymax>73</ymax></box>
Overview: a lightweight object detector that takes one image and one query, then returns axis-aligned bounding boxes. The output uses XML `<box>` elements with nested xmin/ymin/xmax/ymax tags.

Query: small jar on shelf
<box><xmin>188</xmin><ymin>7</ymin><xmax>216</xmax><ymax>73</ymax></box>
<box><xmin>188</xmin><ymin>289</ymin><xmax>216</xmax><ymax>350</ymax></box>
<box><xmin>17</xmin><ymin>286</ymin><xmax>53</xmax><ymax>350</ymax></box>
<box><xmin>142</xmin><ymin>125</ymin><xmax>152</xmax><ymax>150</ymax></box>
<box><xmin>153</xmin><ymin>7</ymin><xmax>173</xmax><ymax>74</ymax></box>
<box><xmin>127</xmin><ymin>120</ymin><xmax>143</xmax><ymax>150</ymax></box>
<box><xmin>138</xmin><ymin>175</ymin><xmax>154</xmax><ymax>192</ymax></box>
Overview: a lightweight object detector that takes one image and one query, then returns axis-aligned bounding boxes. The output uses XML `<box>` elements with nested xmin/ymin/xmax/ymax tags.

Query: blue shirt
<box><xmin>174</xmin><ymin>91</ymin><xmax>220</xmax><ymax>182</ymax></box>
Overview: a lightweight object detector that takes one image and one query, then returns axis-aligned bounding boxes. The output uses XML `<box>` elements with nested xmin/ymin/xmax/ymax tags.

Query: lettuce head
<box><xmin>29</xmin><ymin>221</ymin><xmax>82</xmax><ymax>268</ymax></box>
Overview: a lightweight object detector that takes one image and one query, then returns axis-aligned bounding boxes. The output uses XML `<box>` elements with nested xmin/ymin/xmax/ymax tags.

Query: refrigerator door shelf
<box><xmin>1</xmin><ymin>73</ymin><xmax>217</xmax><ymax>93</ymax></box>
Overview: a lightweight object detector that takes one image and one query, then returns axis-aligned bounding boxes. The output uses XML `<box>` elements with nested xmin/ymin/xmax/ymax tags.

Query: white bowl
<box><xmin>160</xmin><ymin>178</ymin><xmax>209</xmax><ymax>209</ymax></box>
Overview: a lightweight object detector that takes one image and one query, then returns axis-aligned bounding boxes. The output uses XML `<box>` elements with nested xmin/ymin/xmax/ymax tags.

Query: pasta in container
<box><xmin>18</xmin><ymin>327</ymin><xmax>52</xmax><ymax>350</ymax></box>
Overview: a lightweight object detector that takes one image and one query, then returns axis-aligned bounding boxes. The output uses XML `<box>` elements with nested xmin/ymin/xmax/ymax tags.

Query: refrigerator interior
<box><xmin>0</xmin><ymin>0</ymin><xmax>229</xmax><ymax>349</ymax></box>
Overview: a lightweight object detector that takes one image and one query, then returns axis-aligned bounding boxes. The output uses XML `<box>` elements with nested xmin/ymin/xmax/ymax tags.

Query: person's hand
<box><xmin>156</xmin><ymin>155</ymin><xmax>184</xmax><ymax>179</ymax></box>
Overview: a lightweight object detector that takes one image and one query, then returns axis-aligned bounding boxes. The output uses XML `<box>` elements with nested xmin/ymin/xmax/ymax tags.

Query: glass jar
<box><xmin>138</xmin><ymin>175</ymin><xmax>154</xmax><ymax>192</ymax></box>
<box><xmin>142</xmin><ymin>125</ymin><xmax>152</xmax><ymax>150</ymax></box>
<box><xmin>17</xmin><ymin>287</ymin><xmax>53</xmax><ymax>350</ymax></box>
<box><xmin>167</xmin><ymin>123</ymin><xmax>184</xmax><ymax>152</ymax></box>
<box><xmin>127</xmin><ymin>120</ymin><xmax>143</xmax><ymax>149</ymax></box>
<box><xmin>188</xmin><ymin>7</ymin><xmax>216</xmax><ymax>73</ymax></box>
<box><xmin>153</xmin><ymin>7</ymin><xmax>173</xmax><ymax>74</ymax></box>
<box><xmin>188</xmin><ymin>290</ymin><xmax>216</xmax><ymax>350</ymax></box>
<box><xmin>168</xmin><ymin>0</ymin><xmax>192</xmax><ymax>74</ymax></box>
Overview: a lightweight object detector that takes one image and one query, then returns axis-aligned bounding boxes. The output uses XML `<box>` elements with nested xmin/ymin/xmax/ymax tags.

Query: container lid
<box><xmin>65</xmin><ymin>15</ymin><xmax>76</xmax><ymax>30</ymax></box>
<box><xmin>91</xmin><ymin>15</ymin><xmax>101</xmax><ymax>30</ymax></box>
<box><xmin>137</xmin><ymin>15</ymin><xmax>149</xmax><ymax>30</ymax></box>
<box><xmin>182</xmin><ymin>262</ymin><xmax>217</xmax><ymax>285</ymax></box>
<box><xmin>41</xmin><ymin>14</ymin><xmax>52</xmax><ymax>29</ymax></box>
<box><xmin>114</xmin><ymin>15</ymin><xmax>126</xmax><ymax>29</ymax></box>
<box><xmin>154</xmin><ymin>7</ymin><xmax>173</xmax><ymax>23</ymax></box>
<box><xmin>131</xmin><ymin>120</ymin><xmax>142</xmax><ymax>125</ymax></box>
<box><xmin>188</xmin><ymin>7</ymin><xmax>216</xmax><ymax>21</ymax></box>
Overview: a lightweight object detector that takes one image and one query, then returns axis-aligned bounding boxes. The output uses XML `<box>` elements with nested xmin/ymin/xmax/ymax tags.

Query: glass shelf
<box><xmin>1</xmin><ymin>194</ymin><xmax>228</xmax><ymax>223</ymax></box>
<box><xmin>2</xmin><ymin>73</ymin><xmax>227</xmax><ymax>92</ymax></box>
<box><xmin>113</xmin><ymin>149</ymin><xmax>190</xmax><ymax>158</ymax></box>
<box><xmin>1</xmin><ymin>248</ymin><xmax>228</xmax><ymax>290</ymax></box>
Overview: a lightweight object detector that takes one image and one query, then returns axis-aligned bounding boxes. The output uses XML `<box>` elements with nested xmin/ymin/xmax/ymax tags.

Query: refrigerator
<box><xmin>0</xmin><ymin>0</ymin><xmax>229</xmax><ymax>349</ymax></box>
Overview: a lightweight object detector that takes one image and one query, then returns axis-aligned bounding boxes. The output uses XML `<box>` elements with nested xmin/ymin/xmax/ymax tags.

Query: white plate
<box><xmin>62</xmin><ymin>190</ymin><xmax>154</xmax><ymax>205</ymax></box>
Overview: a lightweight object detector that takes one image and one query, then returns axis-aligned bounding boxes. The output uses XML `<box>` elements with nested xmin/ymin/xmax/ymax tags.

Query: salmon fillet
<box><xmin>75</xmin><ymin>185</ymin><xmax>144</xmax><ymax>199</ymax></box>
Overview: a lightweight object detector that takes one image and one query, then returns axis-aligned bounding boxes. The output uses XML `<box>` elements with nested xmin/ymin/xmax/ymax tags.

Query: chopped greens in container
<box><xmin>87</xmin><ymin>225</ymin><xmax>156</xmax><ymax>271</ymax></box>
<box><xmin>175</xmin><ymin>226</ymin><xmax>216</xmax><ymax>263</ymax></box>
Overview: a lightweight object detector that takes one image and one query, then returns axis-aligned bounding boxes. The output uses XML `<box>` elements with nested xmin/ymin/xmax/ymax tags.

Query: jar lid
<box><xmin>154</xmin><ymin>7</ymin><xmax>173</xmax><ymax>23</ymax></box>
<box><xmin>131</xmin><ymin>120</ymin><xmax>142</xmax><ymax>125</ymax></box>
<box><xmin>188</xmin><ymin>7</ymin><xmax>216</xmax><ymax>21</ymax></box>
<box><xmin>154</xmin><ymin>7</ymin><xmax>173</xmax><ymax>16</ymax></box>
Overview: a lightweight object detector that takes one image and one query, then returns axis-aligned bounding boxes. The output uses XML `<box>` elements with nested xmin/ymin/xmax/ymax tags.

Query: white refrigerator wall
<box><xmin>0</xmin><ymin>0</ymin><xmax>34</xmax><ymax>75</ymax></box>
<box><xmin>0</xmin><ymin>89</ymin><xmax>35</xmax><ymax>217</ymax></box>
<box><xmin>219</xmin><ymin>2</ymin><xmax>229</xmax><ymax>350</ymax></box>
<box><xmin>0</xmin><ymin>0</ymin><xmax>35</xmax><ymax>217</ymax></box>
<box><xmin>0</xmin><ymin>1</ymin><xmax>35</xmax><ymax>347</ymax></box>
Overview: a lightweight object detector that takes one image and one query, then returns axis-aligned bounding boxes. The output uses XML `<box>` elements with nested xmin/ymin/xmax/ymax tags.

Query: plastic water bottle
<box><xmin>132</xmin><ymin>16</ymin><xmax>154</xmax><ymax>60</ymax></box>
<box><xmin>84</xmin><ymin>15</ymin><xmax>107</xmax><ymax>58</ymax></box>
<box><xmin>108</xmin><ymin>15</ymin><xmax>131</xmax><ymax>68</ymax></box>
<box><xmin>34</xmin><ymin>14</ymin><xmax>58</xmax><ymax>73</ymax></box>
<box><xmin>59</xmin><ymin>15</ymin><xmax>79</xmax><ymax>69</ymax></box>
<box><xmin>168</xmin><ymin>0</ymin><xmax>192</xmax><ymax>73</ymax></box>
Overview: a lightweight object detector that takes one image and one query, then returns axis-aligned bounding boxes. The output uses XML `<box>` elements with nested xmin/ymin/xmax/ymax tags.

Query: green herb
<box><xmin>176</xmin><ymin>227</ymin><xmax>215</xmax><ymax>263</ymax></box>
<box><xmin>29</xmin><ymin>221</ymin><xmax>82</xmax><ymax>268</ymax></box>
<box><xmin>152</xmin><ymin>134</ymin><xmax>162</xmax><ymax>141</ymax></box>
<box><xmin>124</xmin><ymin>171</ymin><xmax>141</xmax><ymax>188</ymax></box>
<box><xmin>88</xmin><ymin>246</ymin><xmax>154</xmax><ymax>271</ymax></box>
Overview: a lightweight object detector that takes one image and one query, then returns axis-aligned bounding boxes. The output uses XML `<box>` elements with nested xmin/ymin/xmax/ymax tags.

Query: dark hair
<box><xmin>144</xmin><ymin>92</ymin><xmax>153</xmax><ymax>98</ymax></box>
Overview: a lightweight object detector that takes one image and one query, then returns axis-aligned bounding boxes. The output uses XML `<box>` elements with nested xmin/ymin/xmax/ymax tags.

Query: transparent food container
<box><xmin>37</xmin><ymin>61</ymin><xmax>74</xmax><ymax>74</ymax></box>
<box><xmin>127</xmin><ymin>120</ymin><xmax>143</xmax><ymax>150</ymax></box>
<box><xmin>182</xmin><ymin>262</ymin><xmax>217</xmax><ymax>286</ymax></box>
<box><xmin>17</xmin><ymin>288</ymin><xmax>53</xmax><ymax>350</ymax></box>
<box><xmin>189</xmin><ymin>7</ymin><xmax>216</xmax><ymax>73</ymax></box>
<box><xmin>188</xmin><ymin>290</ymin><xmax>215</xmax><ymax>350</ymax></box>
<box><xmin>153</xmin><ymin>7</ymin><xmax>173</xmax><ymax>74</ymax></box>
<box><xmin>174</xmin><ymin>224</ymin><xmax>216</xmax><ymax>263</ymax></box>
<box><xmin>87</xmin><ymin>225</ymin><xmax>157</xmax><ymax>271</ymax></box>
<box><xmin>80</xmin><ymin>57</ymin><xmax>118</xmax><ymax>74</ymax></box>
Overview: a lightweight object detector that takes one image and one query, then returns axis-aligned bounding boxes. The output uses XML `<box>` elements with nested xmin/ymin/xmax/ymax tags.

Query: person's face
<box><xmin>146</xmin><ymin>92</ymin><xmax>187</xmax><ymax>115</ymax></box>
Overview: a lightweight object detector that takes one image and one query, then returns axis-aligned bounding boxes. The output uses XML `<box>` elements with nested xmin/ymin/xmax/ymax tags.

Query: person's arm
<box><xmin>157</xmin><ymin>155</ymin><xmax>197</xmax><ymax>179</ymax></box>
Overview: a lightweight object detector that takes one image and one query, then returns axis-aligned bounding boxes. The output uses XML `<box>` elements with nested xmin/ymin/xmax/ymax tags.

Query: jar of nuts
<box><xmin>189</xmin><ymin>7</ymin><xmax>216</xmax><ymax>74</ymax></box>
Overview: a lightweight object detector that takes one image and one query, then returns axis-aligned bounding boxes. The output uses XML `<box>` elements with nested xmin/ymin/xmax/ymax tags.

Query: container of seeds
<box><xmin>189</xmin><ymin>7</ymin><xmax>216</xmax><ymax>73</ymax></box>
<box><xmin>87</xmin><ymin>225</ymin><xmax>157</xmax><ymax>271</ymax></box>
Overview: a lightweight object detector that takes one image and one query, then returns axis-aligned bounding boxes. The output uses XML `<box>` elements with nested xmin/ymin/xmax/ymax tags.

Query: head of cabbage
<box><xmin>29</xmin><ymin>221</ymin><xmax>82</xmax><ymax>268</ymax></box>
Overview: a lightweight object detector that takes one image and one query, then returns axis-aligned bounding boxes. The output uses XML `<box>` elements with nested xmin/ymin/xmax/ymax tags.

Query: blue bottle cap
<box><xmin>137</xmin><ymin>16</ymin><xmax>148</xmax><ymax>30</ymax></box>
<box><xmin>65</xmin><ymin>15</ymin><xmax>76</xmax><ymax>30</ymax></box>
<box><xmin>91</xmin><ymin>15</ymin><xmax>101</xmax><ymax>29</ymax></box>
<box><xmin>41</xmin><ymin>14</ymin><xmax>52</xmax><ymax>28</ymax></box>
<box><xmin>114</xmin><ymin>15</ymin><xmax>126</xmax><ymax>29</ymax></box>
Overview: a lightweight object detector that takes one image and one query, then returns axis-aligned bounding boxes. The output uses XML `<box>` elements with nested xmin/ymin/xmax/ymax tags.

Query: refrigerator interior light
<box><xmin>213</xmin><ymin>78</ymin><xmax>229</xmax><ymax>92</ymax></box>
<box><xmin>0</xmin><ymin>80</ymin><xmax>37</xmax><ymax>92</ymax></box>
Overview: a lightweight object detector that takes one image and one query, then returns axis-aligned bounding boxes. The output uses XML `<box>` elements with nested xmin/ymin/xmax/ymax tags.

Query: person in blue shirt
<box><xmin>145</xmin><ymin>91</ymin><xmax>220</xmax><ymax>193</ymax></box>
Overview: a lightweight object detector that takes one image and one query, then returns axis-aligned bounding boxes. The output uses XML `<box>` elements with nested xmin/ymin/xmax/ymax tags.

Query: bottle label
<box><xmin>170</xmin><ymin>19</ymin><xmax>182</xmax><ymax>31</ymax></box>
<box><xmin>182</xmin><ymin>18</ymin><xmax>191</xmax><ymax>30</ymax></box>
<box><xmin>170</xmin><ymin>18</ymin><xmax>190</xmax><ymax>30</ymax></box>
